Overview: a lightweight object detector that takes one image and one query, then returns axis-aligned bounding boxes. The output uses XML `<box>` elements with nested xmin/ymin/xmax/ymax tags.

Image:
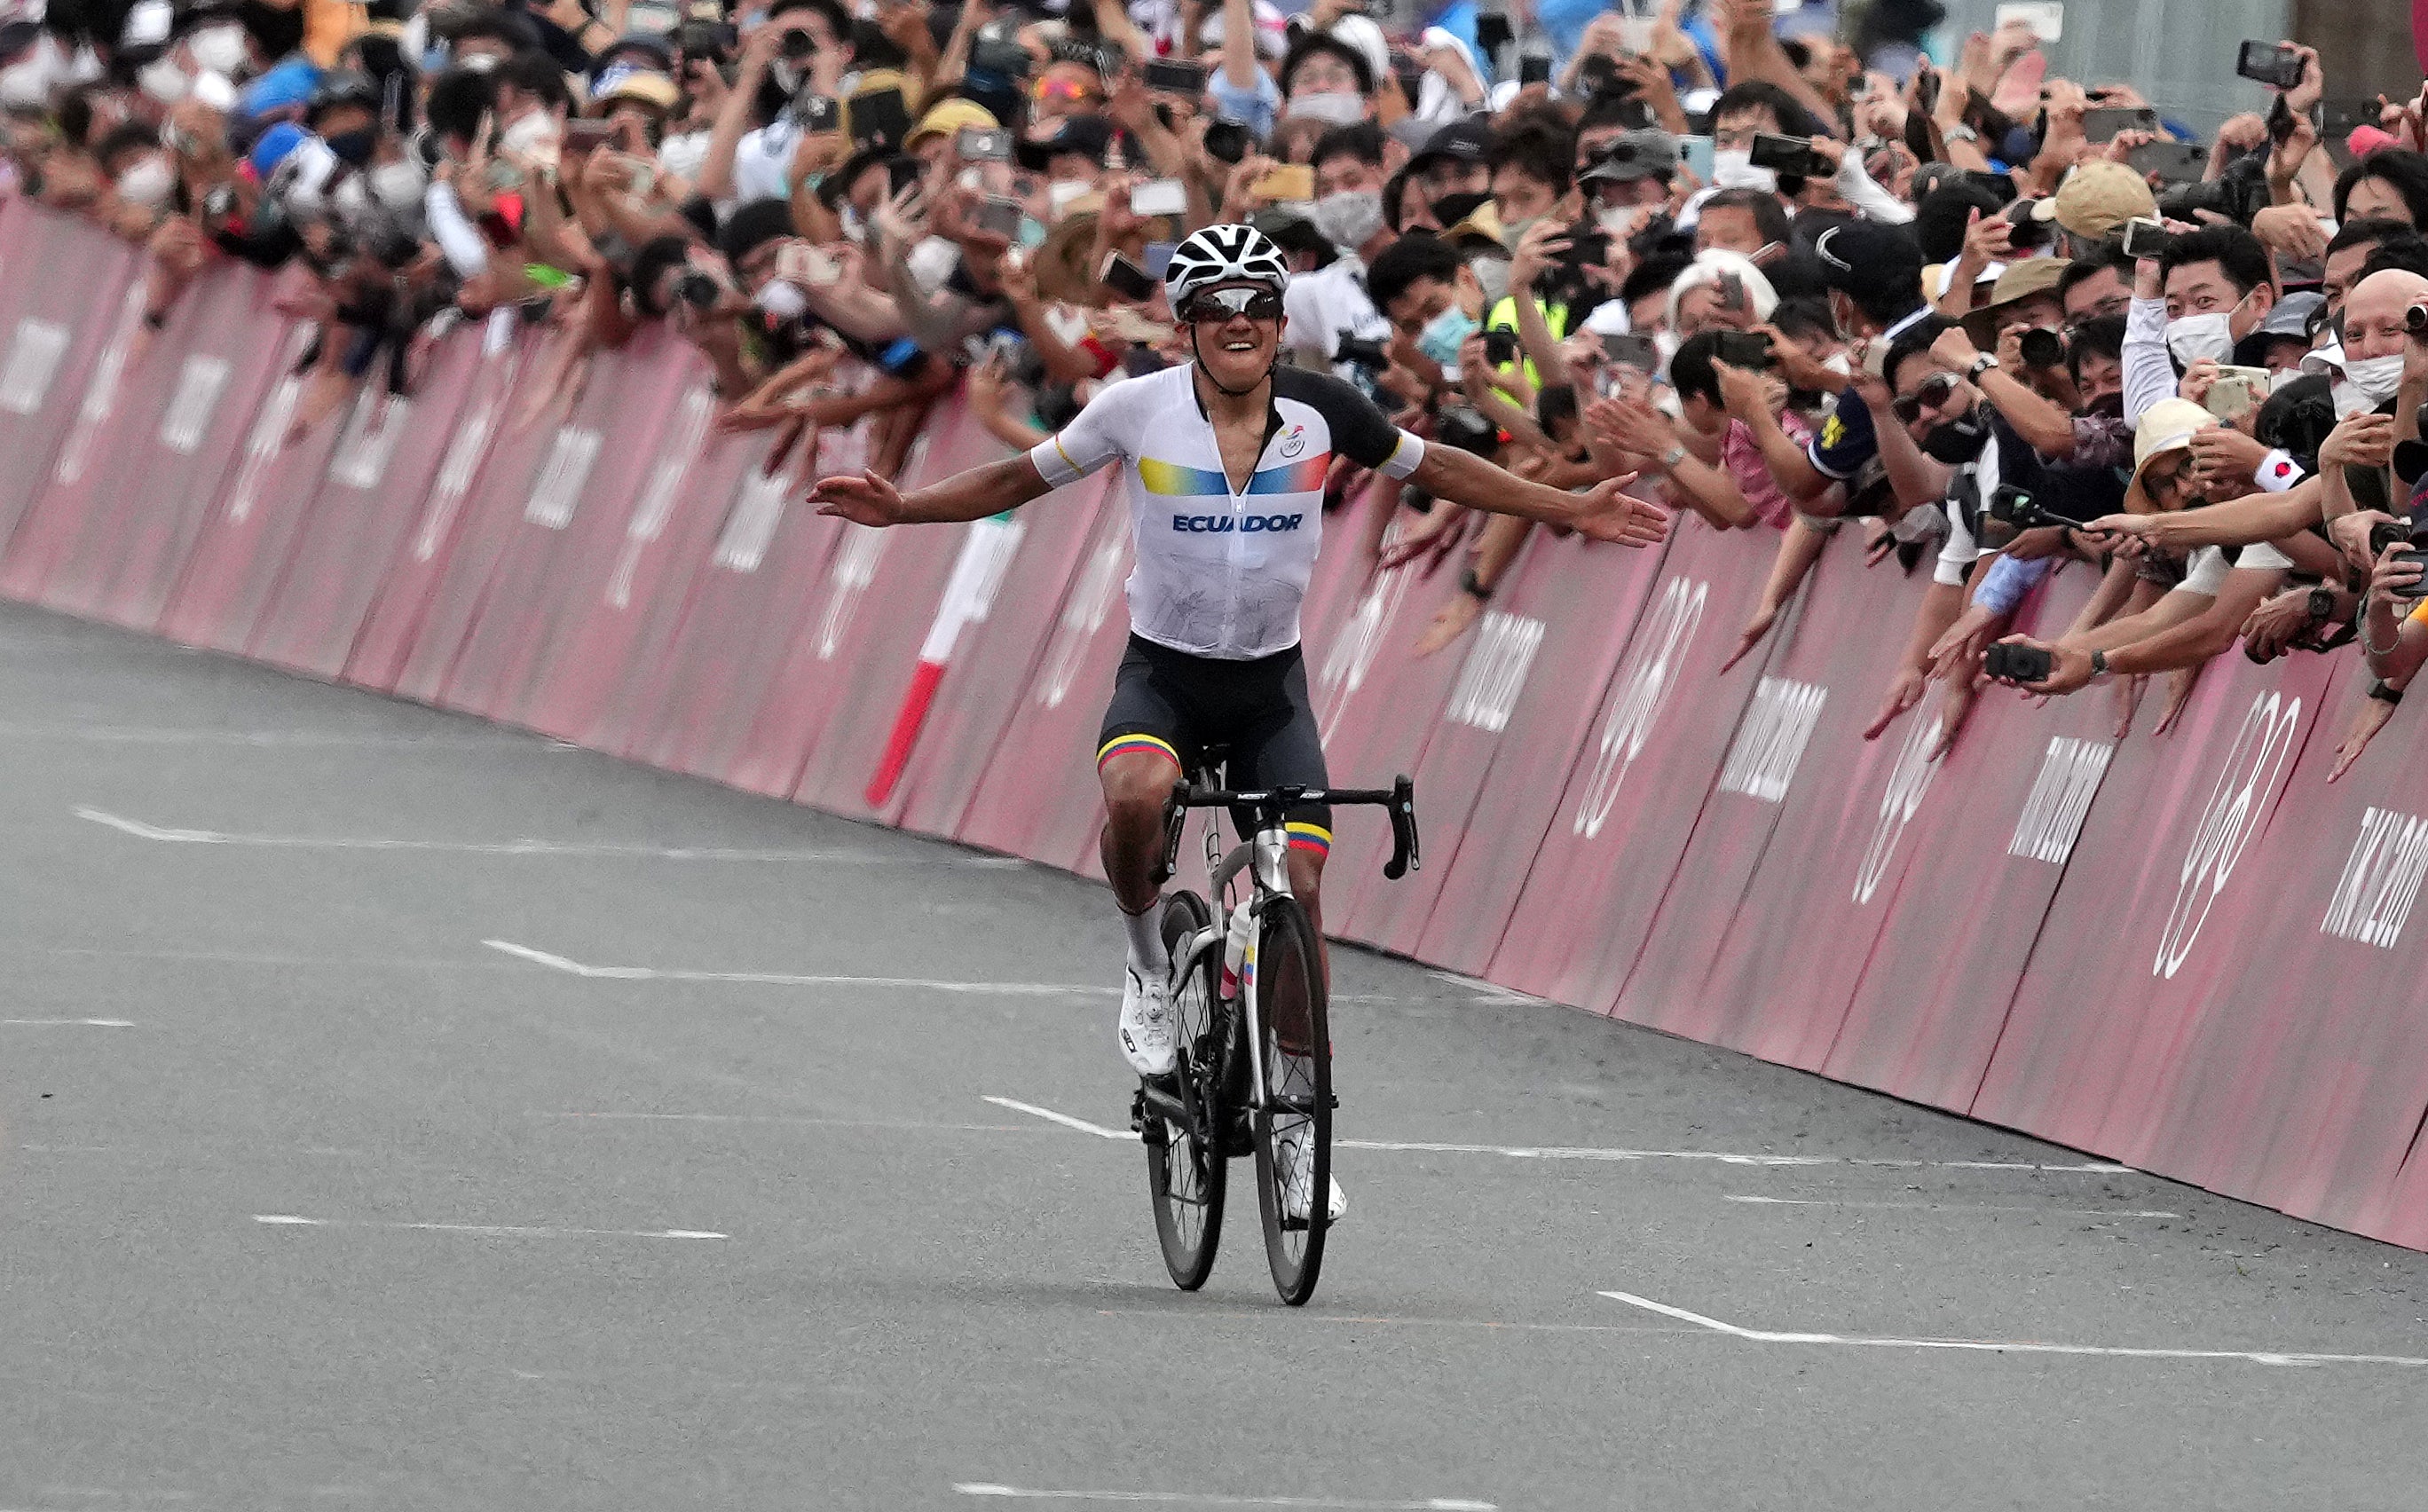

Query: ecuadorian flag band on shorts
<box><xmin>1286</xmin><ymin>822</ymin><xmax>1332</xmax><ymax>856</ymax></box>
<box><xmin>1098</xmin><ymin>732</ymin><xmax>1181</xmax><ymax>771</ymax></box>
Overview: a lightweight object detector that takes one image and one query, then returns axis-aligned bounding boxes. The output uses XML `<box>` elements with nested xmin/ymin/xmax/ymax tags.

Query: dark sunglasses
<box><xmin>1179</xmin><ymin>287</ymin><xmax>1283</xmax><ymax>324</ymax></box>
<box><xmin>1892</xmin><ymin>372</ymin><xmax>1960</xmax><ymax>425</ymax></box>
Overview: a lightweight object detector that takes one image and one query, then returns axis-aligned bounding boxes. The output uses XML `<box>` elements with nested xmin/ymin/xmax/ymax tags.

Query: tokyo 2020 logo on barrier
<box><xmin>2153</xmin><ymin>689</ymin><xmax>2303</xmax><ymax>980</ymax></box>
<box><xmin>1853</xmin><ymin>695</ymin><xmax>1943</xmax><ymax>905</ymax></box>
<box><xmin>1571</xmin><ymin>576</ymin><xmax>1706</xmax><ymax>839</ymax></box>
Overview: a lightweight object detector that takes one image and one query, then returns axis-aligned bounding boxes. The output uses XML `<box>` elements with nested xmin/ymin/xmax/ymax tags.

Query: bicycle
<box><xmin>1131</xmin><ymin>770</ymin><xmax>1419</xmax><ymax>1306</ymax></box>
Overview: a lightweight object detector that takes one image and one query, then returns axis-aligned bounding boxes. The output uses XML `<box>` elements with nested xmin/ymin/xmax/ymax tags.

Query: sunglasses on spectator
<box><xmin>1033</xmin><ymin>77</ymin><xmax>1100</xmax><ymax>102</ymax></box>
<box><xmin>1892</xmin><ymin>372</ymin><xmax>1960</xmax><ymax>424</ymax></box>
<box><xmin>1179</xmin><ymin>287</ymin><xmax>1284</xmax><ymax>323</ymax></box>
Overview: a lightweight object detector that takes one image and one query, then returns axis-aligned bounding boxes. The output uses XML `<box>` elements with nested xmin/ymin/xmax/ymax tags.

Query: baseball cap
<box><xmin>1580</xmin><ymin>129</ymin><xmax>1679</xmax><ymax>185</ymax></box>
<box><xmin>2031</xmin><ymin>160</ymin><xmax>2156</xmax><ymax>240</ymax></box>
<box><xmin>2238</xmin><ymin>289</ymin><xmax>2324</xmax><ymax>358</ymax></box>
<box><xmin>1407</xmin><ymin>115</ymin><xmax>1493</xmax><ymax>178</ymax></box>
<box><xmin>1814</xmin><ymin>220</ymin><xmax>1925</xmax><ymax>305</ymax></box>
<box><xmin>592</xmin><ymin>69</ymin><xmax>681</xmax><ymax>114</ymax></box>
<box><xmin>906</xmin><ymin>98</ymin><xmax>998</xmax><ymax>151</ymax></box>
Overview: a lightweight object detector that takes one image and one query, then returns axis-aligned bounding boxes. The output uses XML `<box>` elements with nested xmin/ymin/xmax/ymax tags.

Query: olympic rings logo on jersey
<box><xmin>1171</xmin><ymin>513</ymin><xmax>1305</xmax><ymax>534</ymax></box>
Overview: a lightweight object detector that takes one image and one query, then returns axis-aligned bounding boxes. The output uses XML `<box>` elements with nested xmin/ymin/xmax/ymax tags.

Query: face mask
<box><xmin>0</xmin><ymin>35</ymin><xmax>61</xmax><ymax>109</ymax></box>
<box><xmin>371</xmin><ymin>159</ymin><xmax>425</xmax><ymax>211</ymax></box>
<box><xmin>501</xmin><ymin>112</ymin><xmax>561</xmax><ymax>157</ymax></box>
<box><xmin>188</xmin><ymin>24</ymin><xmax>249</xmax><ymax>78</ymax></box>
<box><xmin>1596</xmin><ymin>203</ymin><xmax>1642</xmax><ymax>240</ymax></box>
<box><xmin>1712</xmin><ymin>150</ymin><xmax>1777</xmax><ymax>193</ymax></box>
<box><xmin>770</xmin><ymin>60</ymin><xmax>803</xmax><ymax>95</ymax></box>
<box><xmin>422</xmin><ymin>43</ymin><xmax>452</xmax><ymax>74</ymax></box>
<box><xmin>2342</xmin><ymin>351</ymin><xmax>2407</xmax><ymax>406</ymax></box>
<box><xmin>138</xmin><ymin>56</ymin><xmax>191</xmax><ymax>103</ymax></box>
<box><xmin>1018</xmin><ymin>214</ymin><xmax>1048</xmax><ymax>249</ymax></box>
<box><xmin>1653</xmin><ymin>328</ymin><xmax>1680</xmax><ymax>366</ymax></box>
<box><xmin>2164</xmin><ymin>311</ymin><xmax>2235</xmax><ymax>367</ymax></box>
<box><xmin>755</xmin><ymin>280</ymin><xmax>809</xmax><ymax>319</ymax></box>
<box><xmin>1470</xmin><ymin>256</ymin><xmax>1511</xmax><ymax>307</ymax></box>
<box><xmin>1417</xmin><ymin>304</ymin><xmax>1479</xmax><ymax>369</ymax></box>
<box><xmin>1285</xmin><ymin>89</ymin><xmax>1366</xmax><ymax>125</ymax></box>
<box><xmin>115</xmin><ymin>154</ymin><xmax>175</xmax><ymax>209</ymax></box>
<box><xmin>1921</xmin><ymin>409</ymin><xmax>1989</xmax><ymax>463</ymax></box>
<box><xmin>1308</xmin><ymin>189</ymin><xmax>1383</xmax><ymax>254</ymax></box>
<box><xmin>326</xmin><ymin>129</ymin><xmax>376</xmax><ymax>167</ymax></box>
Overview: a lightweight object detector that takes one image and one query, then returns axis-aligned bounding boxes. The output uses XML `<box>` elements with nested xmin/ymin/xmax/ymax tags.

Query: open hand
<box><xmin>811</xmin><ymin>468</ymin><xmax>907</xmax><ymax>525</ymax></box>
<box><xmin>1573</xmin><ymin>474</ymin><xmax>1670</xmax><ymax>547</ymax></box>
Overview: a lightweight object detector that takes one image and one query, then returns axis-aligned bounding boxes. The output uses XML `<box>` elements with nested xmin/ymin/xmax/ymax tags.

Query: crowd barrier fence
<box><xmin>9</xmin><ymin>201</ymin><xmax>2427</xmax><ymax>1248</ymax></box>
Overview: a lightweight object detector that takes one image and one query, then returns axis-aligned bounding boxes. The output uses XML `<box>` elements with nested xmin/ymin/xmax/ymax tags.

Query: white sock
<box><xmin>1122</xmin><ymin>898</ymin><xmax>1168</xmax><ymax>980</ymax></box>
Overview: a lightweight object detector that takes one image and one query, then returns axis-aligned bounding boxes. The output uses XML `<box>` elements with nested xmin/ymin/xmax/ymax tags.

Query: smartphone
<box><xmin>775</xmin><ymin>241</ymin><xmax>840</xmax><ymax>287</ymax></box>
<box><xmin>1474</xmin><ymin>12</ymin><xmax>1513</xmax><ymax>54</ymax></box>
<box><xmin>2127</xmin><ymin>139</ymin><xmax>2208</xmax><ymax>184</ymax></box>
<box><xmin>790</xmin><ymin>92</ymin><xmax>840</xmax><ymax>132</ymax></box>
<box><xmin>2121</xmin><ymin>215</ymin><xmax>2170</xmax><ymax>259</ymax></box>
<box><xmin>2397</xmin><ymin>548</ymin><xmax>2428</xmax><ymax>601</ymax></box>
<box><xmin>1601</xmin><ymin>331</ymin><xmax>1659</xmax><ymax>373</ymax></box>
<box><xmin>2323</xmin><ymin>97</ymin><xmax>2386</xmax><ymax>142</ymax></box>
<box><xmin>1994</xmin><ymin>1</ymin><xmax>2062</xmax><ymax>42</ymax></box>
<box><xmin>1747</xmin><ymin>132</ymin><xmax>1825</xmax><ymax>178</ymax></box>
<box><xmin>1860</xmin><ymin>340</ymin><xmax>1890</xmax><ymax>380</ymax></box>
<box><xmin>2204</xmin><ymin>366</ymin><xmax>2271</xmax><ymax>421</ymax></box>
<box><xmin>974</xmin><ymin>195</ymin><xmax>1024</xmax><ymax>240</ymax></box>
<box><xmin>886</xmin><ymin>156</ymin><xmax>924</xmax><ymax>196</ymax></box>
<box><xmin>956</xmin><ymin>126</ymin><xmax>1013</xmax><ymax>161</ymax></box>
<box><xmin>1130</xmin><ymin>177</ymin><xmax>1189</xmax><ymax>217</ymax></box>
<box><xmin>1202</xmin><ymin>119</ymin><xmax>1252</xmax><ymax>166</ymax></box>
<box><xmin>1483</xmin><ymin>327</ymin><xmax>1518</xmax><ymax>366</ymax></box>
<box><xmin>1141</xmin><ymin>58</ymin><xmax>1207</xmax><ymax>95</ymax></box>
<box><xmin>1677</xmin><ymin>133</ymin><xmax>1715</xmax><ymax>183</ymax></box>
<box><xmin>1100</xmin><ymin>250</ymin><xmax>1156</xmax><ymax>302</ymax></box>
<box><xmin>1984</xmin><ymin>642</ymin><xmax>2054</xmax><ymax>682</ymax></box>
<box><xmin>2236</xmin><ymin>40</ymin><xmax>2305</xmax><ymax>91</ymax></box>
<box><xmin>1714</xmin><ymin>330</ymin><xmax>1775</xmax><ymax>369</ymax></box>
<box><xmin>1251</xmin><ymin>163</ymin><xmax>1315</xmax><ymax>201</ymax></box>
<box><xmin>2082</xmin><ymin>106</ymin><xmax>2158</xmax><ymax>145</ymax></box>
<box><xmin>1518</xmin><ymin>53</ymin><xmax>1551</xmax><ymax>85</ymax></box>
<box><xmin>563</xmin><ymin>118</ymin><xmax>618</xmax><ymax>153</ymax></box>
<box><xmin>847</xmin><ymin>85</ymin><xmax>911</xmax><ymax>150</ymax></box>
<box><xmin>1960</xmin><ymin>168</ymin><xmax>2019</xmax><ymax>204</ymax></box>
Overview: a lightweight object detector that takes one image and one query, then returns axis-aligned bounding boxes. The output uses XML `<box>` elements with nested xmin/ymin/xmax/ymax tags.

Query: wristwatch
<box><xmin>1943</xmin><ymin>124</ymin><xmax>1980</xmax><ymax>145</ymax></box>
<box><xmin>2370</xmin><ymin>677</ymin><xmax>2405</xmax><ymax>705</ymax></box>
<box><xmin>1967</xmin><ymin>351</ymin><xmax>1998</xmax><ymax>382</ymax></box>
<box><xmin>2307</xmin><ymin>585</ymin><xmax>2339</xmax><ymax>622</ymax></box>
<box><xmin>1659</xmin><ymin>443</ymin><xmax>1689</xmax><ymax>471</ymax></box>
<box><xmin>2088</xmin><ymin>648</ymin><xmax>2109</xmax><ymax>677</ymax></box>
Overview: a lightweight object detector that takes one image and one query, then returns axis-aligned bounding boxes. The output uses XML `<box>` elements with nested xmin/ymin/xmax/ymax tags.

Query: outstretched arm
<box><xmin>1407</xmin><ymin>445</ymin><xmax>1670</xmax><ymax>547</ymax></box>
<box><xmin>813</xmin><ymin>454</ymin><xmax>1054</xmax><ymax>526</ymax></box>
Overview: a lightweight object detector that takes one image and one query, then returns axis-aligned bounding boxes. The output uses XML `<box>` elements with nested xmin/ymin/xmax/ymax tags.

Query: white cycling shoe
<box><xmin>1276</xmin><ymin>1125</ymin><xmax>1348</xmax><ymax>1225</ymax></box>
<box><xmin>1119</xmin><ymin>967</ymin><xmax>1178</xmax><ymax>1077</ymax></box>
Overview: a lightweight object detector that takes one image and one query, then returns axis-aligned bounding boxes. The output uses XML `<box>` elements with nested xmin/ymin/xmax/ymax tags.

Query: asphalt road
<box><xmin>4</xmin><ymin>598</ymin><xmax>2426</xmax><ymax>1512</ymax></box>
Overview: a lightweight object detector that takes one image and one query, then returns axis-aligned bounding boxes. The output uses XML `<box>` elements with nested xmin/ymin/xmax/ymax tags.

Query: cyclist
<box><xmin>812</xmin><ymin>223</ymin><xmax>1668</xmax><ymax>1220</ymax></box>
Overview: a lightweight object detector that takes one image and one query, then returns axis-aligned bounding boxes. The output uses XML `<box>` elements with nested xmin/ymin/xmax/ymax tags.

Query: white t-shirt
<box><xmin>1283</xmin><ymin>256</ymin><xmax>1391</xmax><ymax>379</ymax></box>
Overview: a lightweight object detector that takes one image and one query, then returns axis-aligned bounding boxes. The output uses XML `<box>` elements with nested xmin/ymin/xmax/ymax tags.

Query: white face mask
<box><xmin>1284</xmin><ymin>89</ymin><xmax>1367</xmax><ymax>125</ymax></box>
<box><xmin>138</xmin><ymin>56</ymin><xmax>192</xmax><ymax>103</ymax></box>
<box><xmin>754</xmin><ymin>280</ymin><xmax>810</xmax><ymax>319</ymax></box>
<box><xmin>2165</xmin><ymin>311</ymin><xmax>2235</xmax><ymax>367</ymax></box>
<box><xmin>187</xmin><ymin>24</ymin><xmax>249</xmax><ymax>79</ymax></box>
<box><xmin>370</xmin><ymin>159</ymin><xmax>426</xmax><ymax>211</ymax></box>
<box><xmin>501</xmin><ymin>111</ymin><xmax>562</xmax><ymax>157</ymax></box>
<box><xmin>1309</xmin><ymin>189</ymin><xmax>1384</xmax><ymax>253</ymax></box>
<box><xmin>0</xmin><ymin>35</ymin><xmax>63</xmax><ymax>109</ymax></box>
<box><xmin>1596</xmin><ymin>202</ymin><xmax>1643</xmax><ymax>240</ymax></box>
<box><xmin>1711</xmin><ymin>150</ymin><xmax>1777</xmax><ymax>193</ymax></box>
<box><xmin>2340</xmin><ymin>351</ymin><xmax>2408</xmax><ymax>406</ymax></box>
<box><xmin>115</xmin><ymin>154</ymin><xmax>175</xmax><ymax>209</ymax></box>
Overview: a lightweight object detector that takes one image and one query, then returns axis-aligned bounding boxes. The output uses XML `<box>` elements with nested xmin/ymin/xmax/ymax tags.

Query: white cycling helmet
<box><xmin>1164</xmin><ymin>223</ymin><xmax>1293</xmax><ymax>309</ymax></box>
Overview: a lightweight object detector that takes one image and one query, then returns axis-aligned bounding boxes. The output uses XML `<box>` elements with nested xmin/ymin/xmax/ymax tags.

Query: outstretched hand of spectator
<box><xmin>2153</xmin><ymin>662</ymin><xmax>2203</xmax><ymax>736</ymax></box>
<box><xmin>1863</xmin><ymin>663</ymin><xmax>1927</xmax><ymax>739</ymax></box>
<box><xmin>1570</xmin><ymin>473</ymin><xmax>1670</xmax><ymax>548</ymax></box>
<box><xmin>2330</xmin><ymin>685</ymin><xmax>2400</xmax><ymax>782</ymax></box>
<box><xmin>1718</xmin><ymin>599</ymin><xmax>1780</xmax><ymax>673</ymax></box>
<box><xmin>1986</xmin><ymin>633</ymin><xmax>2096</xmax><ymax>695</ymax></box>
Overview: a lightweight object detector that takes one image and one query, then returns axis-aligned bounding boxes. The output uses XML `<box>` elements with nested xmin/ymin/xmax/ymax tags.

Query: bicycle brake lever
<box><xmin>1382</xmin><ymin>775</ymin><xmax>1419</xmax><ymax>880</ymax></box>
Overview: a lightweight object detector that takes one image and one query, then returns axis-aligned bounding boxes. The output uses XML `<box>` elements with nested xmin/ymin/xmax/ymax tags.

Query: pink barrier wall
<box><xmin>14</xmin><ymin>206</ymin><xmax>2428</xmax><ymax>1249</ymax></box>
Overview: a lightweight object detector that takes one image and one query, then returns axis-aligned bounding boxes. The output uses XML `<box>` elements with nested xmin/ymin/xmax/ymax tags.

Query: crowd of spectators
<box><xmin>6</xmin><ymin>0</ymin><xmax>2428</xmax><ymax>771</ymax></box>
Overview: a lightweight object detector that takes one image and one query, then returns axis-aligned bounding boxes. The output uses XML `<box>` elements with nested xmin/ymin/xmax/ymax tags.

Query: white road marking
<box><xmin>76</xmin><ymin>807</ymin><xmax>900</xmax><ymax>862</ymax></box>
<box><xmin>253</xmin><ymin>1214</ymin><xmax>726</xmax><ymax>1240</ymax></box>
<box><xmin>2</xmin><ymin>1018</ymin><xmax>134</xmax><ymax>1028</ymax></box>
<box><xmin>541</xmin><ymin>1111</ymin><xmax>1027</xmax><ymax>1133</ymax></box>
<box><xmin>982</xmin><ymin>1096</ymin><xmax>1135</xmax><ymax>1139</ymax></box>
<box><xmin>1424</xmin><ymin>967</ymin><xmax>1537</xmax><ymax>1004</ymax></box>
<box><xmin>984</xmin><ymin>1098</ymin><xmax>2130</xmax><ymax>1173</ymax></box>
<box><xmin>1723</xmin><ymin>1194</ymin><xmax>2182</xmax><ymax>1218</ymax></box>
<box><xmin>1597</xmin><ymin>1289</ymin><xmax>2428</xmax><ymax>1368</ymax></box>
<box><xmin>485</xmin><ymin>940</ymin><xmax>1114</xmax><ymax>995</ymax></box>
<box><xmin>953</xmin><ymin>1486</ymin><xmax>1494</xmax><ymax>1510</ymax></box>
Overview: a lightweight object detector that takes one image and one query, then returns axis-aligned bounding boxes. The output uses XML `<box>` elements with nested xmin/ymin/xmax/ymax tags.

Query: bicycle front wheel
<box><xmin>1145</xmin><ymin>889</ymin><xmax>1226</xmax><ymax>1290</ymax></box>
<box><xmin>1249</xmin><ymin>894</ymin><xmax>1331</xmax><ymax>1305</ymax></box>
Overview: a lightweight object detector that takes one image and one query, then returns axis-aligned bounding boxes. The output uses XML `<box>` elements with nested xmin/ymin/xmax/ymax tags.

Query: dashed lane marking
<box><xmin>253</xmin><ymin>1215</ymin><xmax>727</xmax><ymax>1240</ymax></box>
<box><xmin>953</xmin><ymin>1487</ymin><xmax>1495</xmax><ymax>1509</ymax></box>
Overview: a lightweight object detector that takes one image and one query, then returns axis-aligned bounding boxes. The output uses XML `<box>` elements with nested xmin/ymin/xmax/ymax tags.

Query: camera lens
<box><xmin>2018</xmin><ymin>328</ymin><xmax>2064</xmax><ymax>369</ymax></box>
<box><xmin>2408</xmin><ymin>303</ymin><xmax>2428</xmax><ymax>335</ymax></box>
<box><xmin>779</xmin><ymin>28</ymin><xmax>816</xmax><ymax>59</ymax></box>
<box><xmin>675</xmin><ymin>271</ymin><xmax>720</xmax><ymax>309</ymax></box>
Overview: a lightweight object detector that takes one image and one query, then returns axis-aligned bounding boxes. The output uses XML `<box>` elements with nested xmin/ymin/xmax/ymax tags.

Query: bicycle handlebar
<box><xmin>1164</xmin><ymin>775</ymin><xmax>1422</xmax><ymax>880</ymax></box>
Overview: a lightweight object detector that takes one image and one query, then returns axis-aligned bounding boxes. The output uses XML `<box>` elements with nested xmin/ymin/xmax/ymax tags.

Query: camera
<box><xmin>2408</xmin><ymin>303</ymin><xmax>2428</xmax><ymax>335</ymax></box>
<box><xmin>1436</xmin><ymin>404</ymin><xmax>1500</xmax><ymax>458</ymax></box>
<box><xmin>1483</xmin><ymin>328</ymin><xmax>1518</xmax><ymax>366</ymax></box>
<box><xmin>2369</xmin><ymin>518</ymin><xmax>2415</xmax><ymax>555</ymax></box>
<box><xmin>1202</xmin><ymin>119</ymin><xmax>1251</xmax><ymax>166</ymax></box>
<box><xmin>2017</xmin><ymin>328</ymin><xmax>2065</xmax><ymax>370</ymax></box>
<box><xmin>1335</xmin><ymin>335</ymin><xmax>1390</xmax><ymax>370</ymax></box>
<box><xmin>1714</xmin><ymin>330</ymin><xmax>1774</xmax><ymax>369</ymax></box>
<box><xmin>2158</xmin><ymin>159</ymin><xmax>2268</xmax><ymax>226</ymax></box>
<box><xmin>1983</xmin><ymin>642</ymin><xmax>2054</xmax><ymax>683</ymax></box>
<box><xmin>778</xmin><ymin>27</ymin><xmax>816</xmax><ymax>59</ymax></box>
<box><xmin>674</xmin><ymin>270</ymin><xmax>721</xmax><ymax>310</ymax></box>
<box><xmin>2236</xmin><ymin>40</ymin><xmax>2305</xmax><ymax>91</ymax></box>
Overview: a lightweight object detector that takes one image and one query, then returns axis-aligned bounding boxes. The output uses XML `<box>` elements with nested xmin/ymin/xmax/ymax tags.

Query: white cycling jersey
<box><xmin>1029</xmin><ymin>363</ymin><xmax>1427</xmax><ymax>660</ymax></box>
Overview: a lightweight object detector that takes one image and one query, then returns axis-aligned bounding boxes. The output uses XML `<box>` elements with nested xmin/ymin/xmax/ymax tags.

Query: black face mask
<box><xmin>1921</xmin><ymin>408</ymin><xmax>1989</xmax><ymax>463</ymax></box>
<box><xmin>326</xmin><ymin>129</ymin><xmax>376</xmax><ymax>166</ymax></box>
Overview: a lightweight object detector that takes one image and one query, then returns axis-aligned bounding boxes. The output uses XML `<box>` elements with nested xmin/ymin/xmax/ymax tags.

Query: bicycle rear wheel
<box><xmin>1145</xmin><ymin>890</ymin><xmax>1226</xmax><ymax>1289</ymax></box>
<box><xmin>1248</xmin><ymin>894</ymin><xmax>1331</xmax><ymax>1305</ymax></box>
